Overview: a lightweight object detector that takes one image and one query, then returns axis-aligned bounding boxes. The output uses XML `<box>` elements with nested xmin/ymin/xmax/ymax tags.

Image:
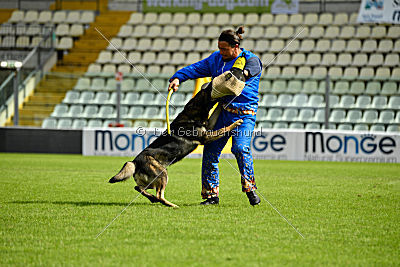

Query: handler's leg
<box><xmin>201</xmin><ymin>111</ymin><xmax>230</xmax><ymax>200</ymax></box>
<box><xmin>230</xmin><ymin>114</ymin><xmax>260</xmax><ymax>205</ymax></box>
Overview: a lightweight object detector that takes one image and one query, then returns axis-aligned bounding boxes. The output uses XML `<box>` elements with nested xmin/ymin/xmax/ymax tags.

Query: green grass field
<box><xmin>0</xmin><ymin>153</ymin><xmax>399</xmax><ymax>266</ymax></box>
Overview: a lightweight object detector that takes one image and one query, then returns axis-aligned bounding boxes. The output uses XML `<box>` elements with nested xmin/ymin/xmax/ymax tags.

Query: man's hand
<box><xmin>168</xmin><ymin>78</ymin><xmax>180</xmax><ymax>92</ymax></box>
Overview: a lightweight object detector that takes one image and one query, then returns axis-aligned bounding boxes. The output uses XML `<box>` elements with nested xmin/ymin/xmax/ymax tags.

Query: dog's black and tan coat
<box><xmin>109</xmin><ymin>84</ymin><xmax>243</xmax><ymax>207</ymax></box>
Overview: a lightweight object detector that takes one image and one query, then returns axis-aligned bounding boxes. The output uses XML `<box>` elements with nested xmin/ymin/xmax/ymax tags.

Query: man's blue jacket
<box><xmin>170</xmin><ymin>48</ymin><xmax>262</xmax><ymax>113</ymax></box>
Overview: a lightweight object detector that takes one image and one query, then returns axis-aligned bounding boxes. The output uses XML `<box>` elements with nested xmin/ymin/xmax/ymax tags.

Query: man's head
<box><xmin>218</xmin><ymin>26</ymin><xmax>244</xmax><ymax>61</ymax></box>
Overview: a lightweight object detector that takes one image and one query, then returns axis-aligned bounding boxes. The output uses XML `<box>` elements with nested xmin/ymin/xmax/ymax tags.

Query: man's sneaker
<box><xmin>200</xmin><ymin>197</ymin><xmax>219</xmax><ymax>205</ymax></box>
<box><xmin>246</xmin><ymin>191</ymin><xmax>261</xmax><ymax>206</ymax></box>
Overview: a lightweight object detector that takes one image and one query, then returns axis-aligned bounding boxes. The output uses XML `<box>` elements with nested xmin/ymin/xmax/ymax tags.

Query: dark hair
<box><xmin>218</xmin><ymin>26</ymin><xmax>245</xmax><ymax>47</ymax></box>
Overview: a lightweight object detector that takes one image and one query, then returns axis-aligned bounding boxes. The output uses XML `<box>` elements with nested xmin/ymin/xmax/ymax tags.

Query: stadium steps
<box><xmin>50</xmin><ymin>0</ymin><xmax>108</xmax><ymax>12</ymax></box>
<box><xmin>6</xmin><ymin>11</ymin><xmax>131</xmax><ymax>127</ymax></box>
<box><xmin>5</xmin><ymin>74</ymin><xmax>77</xmax><ymax>127</ymax></box>
<box><xmin>53</xmin><ymin>10</ymin><xmax>131</xmax><ymax>73</ymax></box>
<box><xmin>0</xmin><ymin>9</ymin><xmax>13</xmax><ymax>23</ymax></box>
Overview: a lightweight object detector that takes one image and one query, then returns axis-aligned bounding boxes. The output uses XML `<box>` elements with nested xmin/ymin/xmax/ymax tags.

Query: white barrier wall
<box><xmin>82</xmin><ymin>128</ymin><xmax>400</xmax><ymax>163</ymax></box>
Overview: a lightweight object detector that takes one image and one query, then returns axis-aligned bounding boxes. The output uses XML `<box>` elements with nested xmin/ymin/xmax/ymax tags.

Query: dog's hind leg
<box><xmin>134</xmin><ymin>186</ymin><xmax>160</xmax><ymax>203</ymax></box>
<box><xmin>156</xmin><ymin>175</ymin><xmax>179</xmax><ymax>208</ymax></box>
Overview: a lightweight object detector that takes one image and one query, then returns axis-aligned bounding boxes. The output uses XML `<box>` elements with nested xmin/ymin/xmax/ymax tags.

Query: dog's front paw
<box><xmin>234</xmin><ymin>119</ymin><xmax>243</xmax><ymax>126</ymax></box>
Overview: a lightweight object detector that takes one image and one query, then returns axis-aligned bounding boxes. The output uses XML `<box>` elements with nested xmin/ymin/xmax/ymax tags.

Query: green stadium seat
<box><xmin>78</xmin><ymin>91</ymin><xmax>95</xmax><ymax>104</ymax></box>
<box><xmin>353</xmin><ymin>124</ymin><xmax>369</xmax><ymax>131</ymax></box>
<box><xmin>148</xmin><ymin>121</ymin><xmax>165</xmax><ymax>128</ymax></box>
<box><xmin>57</xmin><ymin>118</ymin><xmax>72</xmax><ymax>129</ymax></box>
<box><xmin>287</xmin><ymin>80</ymin><xmax>302</xmax><ymax>94</ymax></box>
<box><xmin>142</xmin><ymin>107</ymin><xmax>159</xmax><ymax>119</ymax></box>
<box><xmin>87</xmin><ymin>119</ymin><xmax>103</xmax><ymax>128</ymax></box>
<box><xmin>353</xmin><ymin>95</ymin><xmax>371</xmax><ymax>109</ymax></box>
<box><xmin>122</xmin><ymin>92</ymin><xmax>140</xmax><ymax>105</ymax></box>
<box><xmin>281</xmin><ymin>66</ymin><xmax>296</xmax><ymax>80</ymax></box>
<box><xmin>257</xmin><ymin>122</ymin><xmax>273</xmax><ymax>129</ymax></box>
<box><xmin>305</xmin><ymin>123</ymin><xmax>320</xmax><ymax>129</ymax></box>
<box><xmin>289</xmin><ymin>122</ymin><xmax>304</xmax><ymax>129</ymax></box>
<box><xmin>326</xmin><ymin>67</ymin><xmax>342</xmax><ymax>81</ymax></box>
<box><xmin>179</xmin><ymin>80</ymin><xmax>195</xmax><ymax>93</ymax></box>
<box><xmin>318</xmin><ymin>80</ymin><xmax>334</xmax><ymax>94</ymax></box>
<box><xmin>101</xmin><ymin>64</ymin><xmax>116</xmax><ymax>78</ymax></box>
<box><xmin>259</xmin><ymin>80</ymin><xmax>272</xmax><ymax>94</ymax></box>
<box><xmin>307</xmin><ymin>94</ymin><xmax>324</xmax><ymax>107</ymax></box>
<box><xmin>276</xmin><ymin>94</ymin><xmax>292</xmax><ymax>107</ymax></box>
<box><xmin>349</xmin><ymin>81</ymin><xmax>365</xmax><ymax>95</ymax></box>
<box><xmin>133</xmin><ymin>120</ymin><xmax>149</xmax><ymax>127</ymax></box>
<box><xmin>387</xmin><ymin>96</ymin><xmax>400</xmax><ymax>110</ymax></box>
<box><xmin>121</xmin><ymin>79</ymin><xmax>135</xmax><ymax>92</ymax></box>
<box><xmin>390</xmin><ymin>68</ymin><xmax>400</xmax><ymax>82</ymax></box>
<box><xmin>104</xmin><ymin>78</ymin><xmax>117</xmax><ymax>92</ymax></box>
<box><xmin>303</xmin><ymin>80</ymin><xmax>318</xmax><ymax>94</ymax></box>
<box><xmin>365</xmin><ymin>81</ymin><xmax>381</xmax><ymax>95</ymax></box>
<box><xmin>138</xmin><ymin>92</ymin><xmax>155</xmax><ymax>105</ymax></box>
<box><xmin>377</xmin><ymin>111</ymin><xmax>395</xmax><ymax>124</ymax></box>
<box><xmin>273</xmin><ymin>122</ymin><xmax>288</xmax><ymax>129</ymax></box>
<box><xmin>90</xmin><ymin>78</ymin><xmax>105</xmax><ymax>91</ymax></box>
<box><xmin>42</xmin><ymin>118</ymin><xmax>57</xmax><ymax>128</ymax></box>
<box><xmin>256</xmin><ymin>108</ymin><xmax>268</xmax><ymax>121</ymax></box>
<box><xmin>271</xmin><ymin>80</ymin><xmax>287</xmax><ymax>94</ymax></box>
<box><xmin>260</xmin><ymin>94</ymin><xmax>277</xmax><ymax>107</ymax></box>
<box><xmin>63</xmin><ymin>91</ymin><xmax>80</xmax><ymax>104</ymax></box>
<box><xmin>337</xmin><ymin>124</ymin><xmax>352</xmax><ymax>130</ymax></box>
<box><xmin>386</xmin><ymin>125</ymin><xmax>400</xmax><ymax>132</ymax></box>
<box><xmin>394</xmin><ymin>112</ymin><xmax>400</xmax><ymax>123</ymax></box>
<box><xmin>265</xmin><ymin>108</ymin><xmax>283</xmax><ymax>121</ymax></box>
<box><xmin>334</xmin><ymin>95</ymin><xmax>355</xmax><ymax>108</ymax></box>
<box><xmin>65</xmin><ymin>105</ymin><xmax>83</xmax><ymax>118</ymax></box>
<box><xmin>312</xmin><ymin>109</ymin><xmax>325</xmax><ymax>123</ymax></box>
<box><xmin>370</xmin><ymin>96</ymin><xmax>387</xmax><ymax>109</ymax></box>
<box><xmin>124</xmin><ymin>106</ymin><xmax>145</xmax><ymax>120</ymax></box>
<box><xmin>344</xmin><ymin>110</ymin><xmax>362</xmax><ymax>123</ymax></box>
<box><xmin>358</xmin><ymin>67</ymin><xmax>375</xmax><ymax>81</ymax></box>
<box><xmin>290</xmin><ymin>94</ymin><xmax>308</xmax><ymax>107</ymax></box>
<box><xmin>297</xmin><ymin>108</ymin><xmax>314</xmax><ymax>122</ymax></box>
<box><xmin>359</xmin><ymin>110</ymin><xmax>378</xmax><ymax>124</ymax></box>
<box><xmin>341</xmin><ymin>67</ymin><xmax>358</xmax><ymax>81</ymax></box>
<box><xmin>170</xmin><ymin>93</ymin><xmax>187</xmax><ymax>106</ymax></box>
<box><xmin>381</xmin><ymin>82</ymin><xmax>397</xmax><ymax>95</ymax></box>
<box><xmin>153</xmin><ymin>93</ymin><xmax>168</xmax><ymax>106</ymax></box>
<box><xmin>264</xmin><ymin>66</ymin><xmax>281</xmax><ymax>80</ymax></box>
<box><xmin>91</xmin><ymin>92</ymin><xmax>109</xmax><ymax>105</ymax></box>
<box><xmin>72</xmin><ymin>119</ymin><xmax>87</xmax><ymax>129</ymax></box>
<box><xmin>74</xmin><ymin>77</ymin><xmax>90</xmax><ymax>91</ymax></box>
<box><xmin>330</xmin><ymin>110</ymin><xmax>346</xmax><ymax>123</ymax></box>
<box><xmin>97</xmin><ymin>106</ymin><xmax>114</xmax><ymax>119</ymax></box>
<box><xmin>332</xmin><ymin>81</ymin><xmax>350</xmax><ymax>95</ymax></box>
<box><xmin>81</xmin><ymin>105</ymin><xmax>98</xmax><ymax>119</ymax></box>
<box><xmin>374</xmin><ymin>67</ymin><xmax>391</xmax><ymax>81</ymax></box>
<box><xmin>135</xmin><ymin>78</ymin><xmax>151</xmax><ymax>92</ymax></box>
<box><xmin>328</xmin><ymin>95</ymin><xmax>339</xmax><ymax>107</ymax></box>
<box><xmin>370</xmin><ymin>124</ymin><xmax>385</xmax><ymax>132</ymax></box>
<box><xmin>51</xmin><ymin>104</ymin><xmax>68</xmax><ymax>118</ymax></box>
<box><xmin>281</xmin><ymin>108</ymin><xmax>298</xmax><ymax>122</ymax></box>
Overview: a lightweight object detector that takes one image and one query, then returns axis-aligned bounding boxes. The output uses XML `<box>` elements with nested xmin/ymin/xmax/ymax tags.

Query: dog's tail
<box><xmin>109</xmin><ymin>161</ymin><xmax>135</xmax><ymax>183</ymax></box>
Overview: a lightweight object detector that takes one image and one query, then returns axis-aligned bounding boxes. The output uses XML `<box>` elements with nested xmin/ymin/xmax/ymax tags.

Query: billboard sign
<box><xmin>143</xmin><ymin>0</ymin><xmax>299</xmax><ymax>14</ymax></box>
<box><xmin>83</xmin><ymin>128</ymin><xmax>400</xmax><ymax>163</ymax></box>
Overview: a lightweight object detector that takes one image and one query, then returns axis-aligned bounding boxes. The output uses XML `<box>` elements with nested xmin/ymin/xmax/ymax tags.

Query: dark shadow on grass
<box><xmin>8</xmin><ymin>200</ymin><xmax>150</xmax><ymax>207</ymax></box>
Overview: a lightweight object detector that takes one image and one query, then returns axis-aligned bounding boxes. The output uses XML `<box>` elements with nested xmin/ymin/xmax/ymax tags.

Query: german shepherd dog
<box><xmin>109</xmin><ymin>83</ymin><xmax>243</xmax><ymax>207</ymax></box>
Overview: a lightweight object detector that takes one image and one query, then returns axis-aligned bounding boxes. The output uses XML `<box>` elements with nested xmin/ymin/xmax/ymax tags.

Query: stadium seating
<box><xmin>15</xmin><ymin>10</ymin><xmax>395</xmax><ymax>131</ymax></box>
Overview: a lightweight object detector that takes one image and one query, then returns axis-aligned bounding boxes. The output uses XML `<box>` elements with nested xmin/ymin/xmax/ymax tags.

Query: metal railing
<box><xmin>0</xmin><ymin>24</ymin><xmax>55</xmax><ymax>125</ymax></box>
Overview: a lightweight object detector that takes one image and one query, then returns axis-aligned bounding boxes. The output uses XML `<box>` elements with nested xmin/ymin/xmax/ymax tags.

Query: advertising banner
<box><xmin>357</xmin><ymin>0</ymin><xmax>400</xmax><ymax>24</ymax></box>
<box><xmin>143</xmin><ymin>0</ymin><xmax>299</xmax><ymax>14</ymax></box>
<box><xmin>82</xmin><ymin>128</ymin><xmax>400</xmax><ymax>163</ymax></box>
